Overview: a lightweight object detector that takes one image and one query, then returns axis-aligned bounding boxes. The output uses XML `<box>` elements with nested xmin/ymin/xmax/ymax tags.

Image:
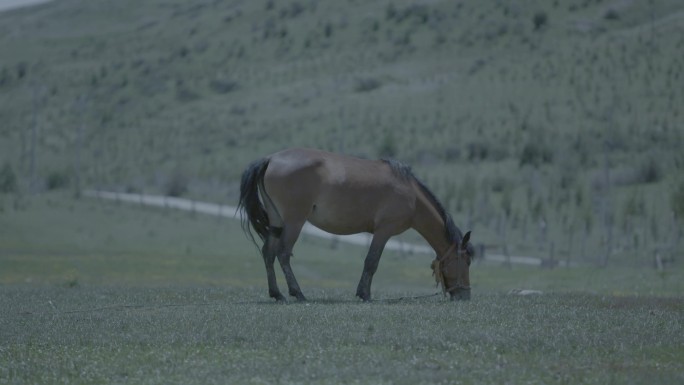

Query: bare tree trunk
<box><xmin>600</xmin><ymin>144</ymin><xmax>613</xmax><ymax>267</ymax></box>
<box><xmin>581</xmin><ymin>225</ymin><xmax>589</xmax><ymax>263</ymax></box>
<box><xmin>566</xmin><ymin>226</ymin><xmax>574</xmax><ymax>267</ymax></box>
<box><xmin>73</xmin><ymin>95</ymin><xmax>87</xmax><ymax>199</ymax></box>
<box><xmin>538</xmin><ymin>219</ymin><xmax>547</xmax><ymax>252</ymax></box>
<box><xmin>500</xmin><ymin>214</ymin><xmax>511</xmax><ymax>269</ymax></box>
<box><xmin>29</xmin><ymin>87</ymin><xmax>40</xmax><ymax>193</ymax></box>
<box><xmin>670</xmin><ymin>212</ymin><xmax>680</xmax><ymax>265</ymax></box>
<box><xmin>19</xmin><ymin>123</ymin><xmax>26</xmax><ymax>174</ymax></box>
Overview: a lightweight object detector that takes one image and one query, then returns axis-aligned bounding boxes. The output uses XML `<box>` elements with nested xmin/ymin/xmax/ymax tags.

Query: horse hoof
<box><xmin>271</xmin><ymin>292</ymin><xmax>287</xmax><ymax>302</ymax></box>
<box><xmin>356</xmin><ymin>293</ymin><xmax>371</xmax><ymax>302</ymax></box>
<box><xmin>292</xmin><ymin>292</ymin><xmax>307</xmax><ymax>302</ymax></box>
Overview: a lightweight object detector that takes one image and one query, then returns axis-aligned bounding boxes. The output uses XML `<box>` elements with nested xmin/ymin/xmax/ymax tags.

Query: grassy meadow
<box><xmin>2</xmin><ymin>286</ymin><xmax>683</xmax><ymax>385</ymax></box>
<box><xmin>1</xmin><ymin>0</ymin><xmax>684</xmax><ymax>383</ymax></box>
<box><xmin>1</xmin><ymin>193</ymin><xmax>683</xmax><ymax>384</ymax></box>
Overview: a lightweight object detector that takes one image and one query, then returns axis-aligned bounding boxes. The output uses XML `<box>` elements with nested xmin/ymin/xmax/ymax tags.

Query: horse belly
<box><xmin>307</xmin><ymin>199</ymin><xmax>375</xmax><ymax>235</ymax></box>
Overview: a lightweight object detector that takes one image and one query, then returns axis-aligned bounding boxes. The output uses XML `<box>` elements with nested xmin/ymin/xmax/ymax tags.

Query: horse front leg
<box><xmin>356</xmin><ymin>234</ymin><xmax>390</xmax><ymax>302</ymax></box>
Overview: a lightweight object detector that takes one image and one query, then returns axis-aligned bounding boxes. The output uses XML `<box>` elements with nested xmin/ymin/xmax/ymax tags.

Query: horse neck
<box><xmin>411</xmin><ymin>186</ymin><xmax>452</xmax><ymax>257</ymax></box>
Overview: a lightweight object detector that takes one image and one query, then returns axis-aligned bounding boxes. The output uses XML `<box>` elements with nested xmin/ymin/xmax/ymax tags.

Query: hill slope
<box><xmin>1</xmin><ymin>0</ymin><xmax>683</xmax><ymax>264</ymax></box>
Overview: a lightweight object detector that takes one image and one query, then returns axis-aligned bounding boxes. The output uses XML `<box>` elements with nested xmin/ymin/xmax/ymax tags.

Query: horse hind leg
<box><xmin>276</xmin><ymin>220</ymin><xmax>307</xmax><ymax>302</ymax></box>
<box><xmin>262</xmin><ymin>233</ymin><xmax>286</xmax><ymax>301</ymax></box>
<box><xmin>260</xmin><ymin>187</ymin><xmax>288</xmax><ymax>301</ymax></box>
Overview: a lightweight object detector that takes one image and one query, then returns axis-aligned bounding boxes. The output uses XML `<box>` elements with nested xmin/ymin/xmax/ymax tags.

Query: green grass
<box><xmin>1</xmin><ymin>193</ymin><xmax>683</xmax><ymax>384</ymax></box>
<box><xmin>2</xmin><ymin>192</ymin><xmax>683</xmax><ymax>296</ymax></box>
<box><xmin>2</xmin><ymin>287</ymin><xmax>682</xmax><ymax>385</ymax></box>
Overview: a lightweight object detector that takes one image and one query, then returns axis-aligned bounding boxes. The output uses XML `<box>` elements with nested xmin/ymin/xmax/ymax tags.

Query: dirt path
<box><xmin>0</xmin><ymin>0</ymin><xmax>52</xmax><ymax>12</ymax></box>
<box><xmin>84</xmin><ymin>190</ymin><xmax>558</xmax><ymax>267</ymax></box>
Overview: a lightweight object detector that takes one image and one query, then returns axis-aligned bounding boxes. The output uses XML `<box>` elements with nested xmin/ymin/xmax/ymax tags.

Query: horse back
<box><xmin>263</xmin><ymin>148</ymin><xmax>416</xmax><ymax>235</ymax></box>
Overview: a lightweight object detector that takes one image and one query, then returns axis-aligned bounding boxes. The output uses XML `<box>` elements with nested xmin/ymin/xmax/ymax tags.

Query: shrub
<box><xmin>638</xmin><ymin>157</ymin><xmax>661</xmax><ymax>184</ymax></box>
<box><xmin>16</xmin><ymin>62</ymin><xmax>27</xmax><ymax>79</ymax></box>
<box><xmin>354</xmin><ymin>77</ymin><xmax>382</xmax><ymax>93</ymax></box>
<box><xmin>533</xmin><ymin>11</ymin><xmax>547</xmax><ymax>31</ymax></box>
<box><xmin>209</xmin><ymin>79</ymin><xmax>239</xmax><ymax>94</ymax></box>
<box><xmin>672</xmin><ymin>181</ymin><xmax>684</xmax><ymax>220</ymax></box>
<box><xmin>176</xmin><ymin>86</ymin><xmax>199</xmax><ymax>102</ymax></box>
<box><xmin>0</xmin><ymin>67</ymin><xmax>10</xmax><ymax>87</ymax></box>
<box><xmin>623</xmin><ymin>192</ymin><xmax>645</xmax><ymax>218</ymax></box>
<box><xmin>519</xmin><ymin>141</ymin><xmax>553</xmax><ymax>167</ymax></box>
<box><xmin>280</xmin><ymin>2</ymin><xmax>303</xmax><ymax>19</ymax></box>
<box><xmin>466</xmin><ymin>141</ymin><xmax>489</xmax><ymax>161</ymax></box>
<box><xmin>603</xmin><ymin>9</ymin><xmax>619</xmax><ymax>20</ymax></box>
<box><xmin>444</xmin><ymin>146</ymin><xmax>461</xmax><ymax>161</ymax></box>
<box><xmin>399</xmin><ymin>4</ymin><xmax>430</xmax><ymax>24</ymax></box>
<box><xmin>386</xmin><ymin>3</ymin><xmax>397</xmax><ymax>20</ymax></box>
<box><xmin>500</xmin><ymin>187</ymin><xmax>513</xmax><ymax>217</ymax></box>
<box><xmin>489</xmin><ymin>175</ymin><xmax>510</xmax><ymax>193</ymax></box>
<box><xmin>46</xmin><ymin>171</ymin><xmax>70</xmax><ymax>190</ymax></box>
<box><xmin>602</xmin><ymin>159</ymin><xmax>662</xmax><ymax>188</ymax></box>
<box><xmin>165</xmin><ymin>172</ymin><xmax>189</xmax><ymax>197</ymax></box>
<box><xmin>0</xmin><ymin>162</ymin><xmax>17</xmax><ymax>193</ymax></box>
<box><xmin>377</xmin><ymin>133</ymin><xmax>397</xmax><ymax>158</ymax></box>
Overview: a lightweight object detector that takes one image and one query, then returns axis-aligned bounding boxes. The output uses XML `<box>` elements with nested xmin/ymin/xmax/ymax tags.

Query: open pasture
<box><xmin>1</xmin><ymin>194</ymin><xmax>683</xmax><ymax>384</ymax></box>
<box><xmin>2</xmin><ymin>286</ymin><xmax>682</xmax><ymax>385</ymax></box>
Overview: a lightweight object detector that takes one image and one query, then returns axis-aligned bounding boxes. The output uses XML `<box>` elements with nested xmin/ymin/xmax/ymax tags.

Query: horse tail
<box><xmin>238</xmin><ymin>157</ymin><xmax>270</xmax><ymax>248</ymax></box>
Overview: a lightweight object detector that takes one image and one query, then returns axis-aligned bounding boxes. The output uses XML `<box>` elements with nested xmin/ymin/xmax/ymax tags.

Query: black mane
<box><xmin>381</xmin><ymin>158</ymin><xmax>463</xmax><ymax>245</ymax></box>
<box><xmin>381</xmin><ymin>158</ymin><xmax>414</xmax><ymax>181</ymax></box>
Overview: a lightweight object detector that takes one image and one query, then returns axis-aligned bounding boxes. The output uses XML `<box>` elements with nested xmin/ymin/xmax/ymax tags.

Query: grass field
<box><xmin>1</xmin><ymin>193</ymin><xmax>683</xmax><ymax>384</ymax></box>
<box><xmin>2</xmin><ymin>287</ymin><xmax>683</xmax><ymax>385</ymax></box>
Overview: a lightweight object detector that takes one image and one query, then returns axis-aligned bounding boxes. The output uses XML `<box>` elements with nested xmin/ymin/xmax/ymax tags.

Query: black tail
<box><xmin>237</xmin><ymin>158</ymin><xmax>270</xmax><ymax>248</ymax></box>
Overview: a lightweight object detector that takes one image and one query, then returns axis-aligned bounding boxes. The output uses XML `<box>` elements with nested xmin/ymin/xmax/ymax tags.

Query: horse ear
<box><xmin>461</xmin><ymin>231</ymin><xmax>471</xmax><ymax>246</ymax></box>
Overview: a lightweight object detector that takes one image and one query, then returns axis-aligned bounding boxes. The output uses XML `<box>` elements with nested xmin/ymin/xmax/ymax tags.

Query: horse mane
<box><xmin>381</xmin><ymin>158</ymin><xmax>414</xmax><ymax>181</ymax></box>
<box><xmin>381</xmin><ymin>158</ymin><xmax>463</xmax><ymax>245</ymax></box>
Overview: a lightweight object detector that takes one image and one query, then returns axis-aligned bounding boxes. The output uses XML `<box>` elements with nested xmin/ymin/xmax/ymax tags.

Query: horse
<box><xmin>237</xmin><ymin>148</ymin><xmax>474</xmax><ymax>302</ymax></box>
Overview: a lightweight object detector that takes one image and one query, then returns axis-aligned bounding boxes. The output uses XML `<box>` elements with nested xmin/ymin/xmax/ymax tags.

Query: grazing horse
<box><xmin>238</xmin><ymin>148</ymin><xmax>474</xmax><ymax>302</ymax></box>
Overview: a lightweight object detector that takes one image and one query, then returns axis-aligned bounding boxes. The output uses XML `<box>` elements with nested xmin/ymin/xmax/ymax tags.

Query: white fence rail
<box><xmin>84</xmin><ymin>190</ymin><xmax>559</xmax><ymax>266</ymax></box>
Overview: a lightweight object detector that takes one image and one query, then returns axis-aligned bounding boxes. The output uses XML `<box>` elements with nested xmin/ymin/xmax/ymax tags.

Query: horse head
<box><xmin>431</xmin><ymin>231</ymin><xmax>473</xmax><ymax>301</ymax></box>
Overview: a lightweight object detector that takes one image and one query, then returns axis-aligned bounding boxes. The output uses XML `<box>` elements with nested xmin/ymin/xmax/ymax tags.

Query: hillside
<box><xmin>1</xmin><ymin>0</ymin><xmax>683</xmax><ymax>264</ymax></box>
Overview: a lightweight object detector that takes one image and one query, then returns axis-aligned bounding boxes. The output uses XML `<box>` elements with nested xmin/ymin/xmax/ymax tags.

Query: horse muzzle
<box><xmin>449</xmin><ymin>287</ymin><xmax>471</xmax><ymax>301</ymax></box>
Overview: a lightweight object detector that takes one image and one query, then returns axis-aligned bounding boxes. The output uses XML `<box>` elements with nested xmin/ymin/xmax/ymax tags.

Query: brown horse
<box><xmin>238</xmin><ymin>148</ymin><xmax>474</xmax><ymax>302</ymax></box>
